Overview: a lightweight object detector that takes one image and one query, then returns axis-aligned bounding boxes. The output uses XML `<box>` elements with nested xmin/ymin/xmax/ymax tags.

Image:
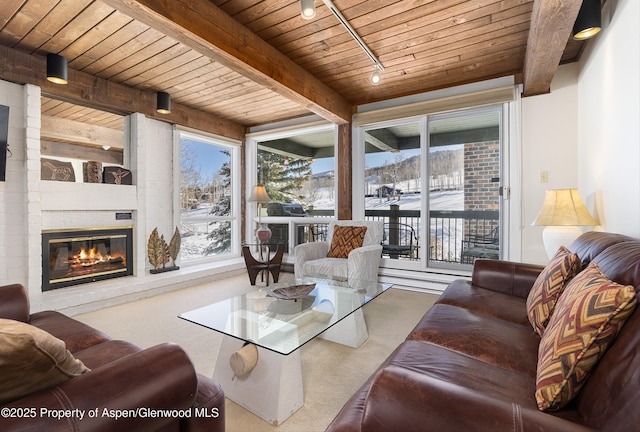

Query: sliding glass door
<box><xmin>357</xmin><ymin>105</ymin><xmax>504</xmax><ymax>270</ymax></box>
<box><xmin>427</xmin><ymin>107</ymin><xmax>502</xmax><ymax>269</ymax></box>
<box><xmin>362</xmin><ymin>120</ymin><xmax>423</xmax><ymax>263</ymax></box>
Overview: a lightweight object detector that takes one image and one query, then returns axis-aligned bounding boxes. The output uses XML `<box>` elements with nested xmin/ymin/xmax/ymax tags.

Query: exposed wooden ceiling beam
<box><xmin>0</xmin><ymin>46</ymin><xmax>245</xmax><ymax>141</ymax></box>
<box><xmin>258</xmin><ymin>139</ymin><xmax>315</xmax><ymax>159</ymax></box>
<box><xmin>41</xmin><ymin>115</ymin><xmax>124</xmax><ymax>150</ymax></box>
<box><xmin>522</xmin><ymin>0</ymin><xmax>583</xmax><ymax>96</ymax></box>
<box><xmin>41</xmin><ymin>140</ymin><xmax>124</xmax><ymax>165</ymax></box>
<box><xmin>102</xmin><ymin>0</ymin><xmax>353</xmax><ymax>125</ymax></box>
<box><xmin>430</xmin><ymin>127</ymin><xmax>500</xmax><ymax>147</ymax></box>
<box><xmin>365</xmin><ymin>130</ymin><xmax>399</xmax><ymax>153</ymax></box>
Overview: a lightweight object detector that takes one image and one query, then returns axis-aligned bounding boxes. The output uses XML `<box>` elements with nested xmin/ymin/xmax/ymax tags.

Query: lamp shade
<box><xmin>573</xmin><ymin>0</ymin><xmax>601</xmax><ymax>40</ymax></box>
<box><xmin>533</xmin><ymin>189</ymin><xmax>598</xmax><ymax>258</ymax></box>
<box><xmin>248</xmin><ymin>185</ymin><xmax>270</xmax><ymax>203</ymax></box>
<box><xmin>156</xmin><ymin>91</ymin><xmax>171</xmax><ymax>114</ymax></box>
<box><xmin>532</xmin><ymin>189</ymin><xmax>597</xmax><ymax>226</ymax></box>
<box><xmin>46</xmin><ymin>53</ymin><xmax>68</xmax><ymax>85</ymax></box>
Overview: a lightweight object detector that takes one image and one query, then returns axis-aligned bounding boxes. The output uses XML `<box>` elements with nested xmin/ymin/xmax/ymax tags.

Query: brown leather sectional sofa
<box><xmin>0</xmin><ymin>283</ymin><xmax>225</xmax><ymax>432</ymax></box>
<box><xmin>326</xmin><ymin>231</ymin><xmax>640</xmax><ymax>431</ymax></box>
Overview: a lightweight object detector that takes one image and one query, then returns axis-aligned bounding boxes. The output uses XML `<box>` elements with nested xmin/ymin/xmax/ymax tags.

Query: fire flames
<box><xmin>69</xmin><ymin>247</ymin><xmax>124</xmax><ymax>268</ymax></box>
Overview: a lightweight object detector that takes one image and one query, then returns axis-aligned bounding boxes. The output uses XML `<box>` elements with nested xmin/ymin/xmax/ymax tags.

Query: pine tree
<box><xmin>258</xmin><ymin>151</ymin><xmax>312</xmax><ymax>204</ymax></box>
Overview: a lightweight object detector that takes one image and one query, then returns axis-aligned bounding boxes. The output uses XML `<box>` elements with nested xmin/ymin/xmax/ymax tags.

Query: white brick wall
<box><xmin>0</xmin><ymin>80</ymin><xmax>243</xmax><ymax>316</ymax></box>
<box><xmin>26</xmin><ymin>84</ymin><xmax>43</xmax><ymax>307</ymax></box>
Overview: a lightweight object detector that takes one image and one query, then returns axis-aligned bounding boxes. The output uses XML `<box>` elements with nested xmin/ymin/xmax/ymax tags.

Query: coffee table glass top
<box><xmin>178</xmin><ymin>277</ymin><xmax>391</xmax><ymax>355</ymax></box>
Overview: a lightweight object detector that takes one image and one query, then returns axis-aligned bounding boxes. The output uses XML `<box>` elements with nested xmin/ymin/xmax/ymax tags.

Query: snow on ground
<box><xmin>312</xmin><ymin>185</ymin><xmax>462</xmax><ymax>211</ymax></box>
<box><xmin>180</xmin><ymin>186</ymin><xmax>465</xmax><ymax>260</ymax></box>
<box><xmin>301</xmin><ymin>185</ymin><xmax>467</xmax><ymax>262</ymax></box>
<box><xmin>364</xmin><ymin>190</ymin><xmax>462</xmax><ymax>211</ymax></box>
<box><xmin>179</xmin><ymin>207</ymin><xmax>224</xmax><ymax>260</ymax></box>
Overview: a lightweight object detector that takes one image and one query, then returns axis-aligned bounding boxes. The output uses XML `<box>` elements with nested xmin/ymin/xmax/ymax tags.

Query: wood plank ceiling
<box><xmin>0</xmin><ymin>0</ymin><xmax>588</xmax><ymax>136</ymax></box>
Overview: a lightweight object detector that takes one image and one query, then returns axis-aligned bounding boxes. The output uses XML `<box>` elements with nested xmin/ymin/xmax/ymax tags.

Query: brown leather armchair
<box><xmin>0</xmin><ymin>283</ymin><xmax>225</xmax><ymax>432</ymax></box>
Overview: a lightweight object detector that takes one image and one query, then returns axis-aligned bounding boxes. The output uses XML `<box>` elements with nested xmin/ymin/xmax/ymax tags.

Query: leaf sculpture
<box><xmin>148</xmin><ymin>227</ymin><xmax>168</xmax><ymax>269</ymax></box>
<box><xmin>168</xmin><ymin>226</ymin><xmax>181</xmax><ymax>266</ymax></box>
<box><xmin>160</xmin><ymin>234</ymin><xmax>170</xmax><ymax>268</ymax></box>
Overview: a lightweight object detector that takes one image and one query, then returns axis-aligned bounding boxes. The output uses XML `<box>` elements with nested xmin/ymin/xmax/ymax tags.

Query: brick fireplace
<box><xmin>42</xmin><ymin>227</ymin><xmax>133</xmax><ymax>291</ymax></box>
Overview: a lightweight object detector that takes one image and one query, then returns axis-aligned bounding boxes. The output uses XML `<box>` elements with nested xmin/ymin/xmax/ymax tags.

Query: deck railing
<box><xmin>367</xmin><ymin>208</ymin><xmax>499</xmax><ymax>264</ymax></box>
<box><xmin>280</xmin><ymin>208</ymin><xmax>499</xmax><ymax>265</ymax></box>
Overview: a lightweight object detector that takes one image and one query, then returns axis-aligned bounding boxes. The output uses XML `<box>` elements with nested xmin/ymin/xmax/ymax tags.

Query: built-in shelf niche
<box><xmin>40</xmin><ymin>97</ymin><xmax>130</xmax><ymax>184</ymax></box>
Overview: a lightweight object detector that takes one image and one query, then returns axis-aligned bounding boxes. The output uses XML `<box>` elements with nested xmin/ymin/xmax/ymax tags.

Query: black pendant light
<box><xmin>156</xmin><ymin>91</ymin><xmax>171</xmax><ymax>114</ymax></box>
<box><xmin>573</xmin><ymin>0</ymin><xmax>602</xmax><ymax>40</ymax></box>
<box><xmin>46</xmin><ymin>53</ymin><xmax>68</xmax><ymax>85</ymax></box>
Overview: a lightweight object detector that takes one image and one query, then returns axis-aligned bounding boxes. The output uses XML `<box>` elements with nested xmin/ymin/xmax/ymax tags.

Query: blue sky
<box><xmin>184</xmin><ymin>138</ymin><xmax>422</xmax><ymax>178</ymax></box>
<box><xmin>183</xmin><ymin>139</ymin><xmax>227</xmax><ymax>178</ymax></box>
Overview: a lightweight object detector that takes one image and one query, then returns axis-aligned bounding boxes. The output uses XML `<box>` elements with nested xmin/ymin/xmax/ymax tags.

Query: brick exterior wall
<box><xmin>463</xmin><ymin>140</ymin><xmax>500</xmax><ymax>247</ymax></box>
<box><xmin>464</xmin><ymin>140</ymin><xmax>500</xmax><ymax>211</ymax></box>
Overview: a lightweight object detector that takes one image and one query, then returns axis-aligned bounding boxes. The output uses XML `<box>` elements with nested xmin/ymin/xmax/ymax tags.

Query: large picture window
<box><xmin>246</xmin><ymin>125</ymin><xmax>336</xmax><ymax>253</ymax></box>
<box><xmin>179</xmin><ymin>131</ymin><xmax>239</xmax><ymax>262</ymax></box>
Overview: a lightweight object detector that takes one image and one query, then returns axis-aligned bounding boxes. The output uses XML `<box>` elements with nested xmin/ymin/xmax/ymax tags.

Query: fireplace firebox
<box><xmin>42</xmin><ymin>227</ymin><xmax>133</xmax><ymax>291</ymax></box>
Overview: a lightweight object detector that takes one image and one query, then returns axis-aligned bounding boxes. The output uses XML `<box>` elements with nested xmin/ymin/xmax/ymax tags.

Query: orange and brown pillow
<box><xmin>0</xmin><ymin>318</ymin><xmax>90</xmax><ymax>405</ymax></box>
<box><xmin>327</xmin><ymin>225</ymin><xmax>368</xmax><ymax>259</ymax></box>
<box><xmin>526</xmin><ymin>246</ymin><xmax>581</xmax><ymax>336</ymax></box>
<box><xmin>535</xmin><ymin>263</ymin><xmax>637</xmax><ymax>411</ymax></box>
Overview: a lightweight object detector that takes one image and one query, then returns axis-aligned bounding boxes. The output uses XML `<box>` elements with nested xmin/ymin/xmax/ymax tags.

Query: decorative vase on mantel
<box><xmin>256</xmin><ymin>225</ymin><xmax>272</xmax><ymax>243</ymax></box>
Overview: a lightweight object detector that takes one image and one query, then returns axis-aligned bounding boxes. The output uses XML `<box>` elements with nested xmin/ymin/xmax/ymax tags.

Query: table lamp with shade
<box><xmin>248</xmin><ymin>185</ymin><xmax>271</xmax><ymax>242</ymax></box>
<box><xmin>532</xmin><ymin>188</ymin><xmax>598</xmax><ymax>259</ymax></box>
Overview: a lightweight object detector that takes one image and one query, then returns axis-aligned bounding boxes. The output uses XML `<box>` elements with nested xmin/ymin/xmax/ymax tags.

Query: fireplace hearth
<box><xmin>42</xmin><ymin>227</ymin><xmax>133</xmax><ymax>291</ymax></box>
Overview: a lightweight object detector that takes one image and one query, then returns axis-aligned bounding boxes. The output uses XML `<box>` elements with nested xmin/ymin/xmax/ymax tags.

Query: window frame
<box><xmin>353</xmin><ymin>104</ymin><xmax>510</xmax><ymax>273</ymax></box>
<box><xmin>245</xmin><ymin>122</ymin><xmax>337</xmax><ymax>257</ymax></box>
<box><xmin>176</xmin><ymin>129</ymin><xmax>241</xmax><ymax>265</ymax></box>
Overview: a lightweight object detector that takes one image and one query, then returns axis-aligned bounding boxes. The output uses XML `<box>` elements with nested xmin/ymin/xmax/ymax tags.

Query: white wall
<box><xmin>518</xmin><ymin>0</ymin><xmax>640</xmax><ymax>262</ymax></box>
<box><xmin>578</xmin><ymin>0</ymin><xmax>640</xmax><ymax>237</ymax></box>
<box><xmin>520</xmin><ymin>64</ymin><xmax>581</xmax><ymax>264</ymax></box>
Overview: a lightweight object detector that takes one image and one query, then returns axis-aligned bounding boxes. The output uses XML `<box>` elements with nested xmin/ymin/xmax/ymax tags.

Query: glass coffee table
<box><xmin>179</xmin><ymin>276</ymin><xmax>391</xmax><ymax>425</ymax></box>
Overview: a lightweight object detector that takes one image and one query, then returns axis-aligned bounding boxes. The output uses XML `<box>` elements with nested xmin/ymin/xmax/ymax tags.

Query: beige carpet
<box><xmin>74</xmin><ymin>273</ymin><xmax>437</xmax><ymax>432</ymax></box>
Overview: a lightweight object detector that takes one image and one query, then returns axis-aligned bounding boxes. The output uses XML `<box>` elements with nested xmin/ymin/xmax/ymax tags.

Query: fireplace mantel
<box><xmin>40</xmin><ymin>181</ymin><xmax>137</xmax><ymax>211</ymax></box>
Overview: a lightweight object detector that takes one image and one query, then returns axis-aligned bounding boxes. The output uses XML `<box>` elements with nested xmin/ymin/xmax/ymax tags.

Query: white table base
<box><xmin>212</xmin><ymin>309</ymin><xmax>368</xmax><ymax>425</ymax></box>
<box><xmin>213</xmin><ymin>336</ymin><xmax>303</xmax><ymax>426</ymax></box>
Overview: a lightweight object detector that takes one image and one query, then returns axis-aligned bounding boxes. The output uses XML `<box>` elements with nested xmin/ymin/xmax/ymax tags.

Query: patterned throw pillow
<box><xmin>535</xmin><ymin>263</ymin><xmax>637</xmax><ymax>411</ymax></box>
<box><xmin>526</xmin><ymin>246</ymin><xmax>581</xmax><ymax>335</ymax></box>
<box><xmin>327</xmin><ymin>225</ymin><xmax>368</xmax><ymax>259</ymax></box>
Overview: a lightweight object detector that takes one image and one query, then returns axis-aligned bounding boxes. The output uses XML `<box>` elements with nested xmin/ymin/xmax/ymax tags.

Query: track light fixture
<box><xmin>323</xmin><ymin>1</ymin><xmax>385</xmax><ymax>85</ymax></box>
<box><xmin>46</xmin><ymin>53</ymin><xmax>68</xmax><ymax>85</ymax></box>
<box><xmin>300</xmin><ymin>0</ymin><xmax>316</xmax><ymax>20</ymax></box>
<box><xmin>573</xmin><ymin>0</ymin><xmax>601</xmax><ymax>40</ymax></box>
<box><xmin>156</xmin><ymin>91</ymin><xmax>171</xmax><ymax>114</ymax></box>
<box><xmin>371</xmin><ymin>69</ymin><xmax>381</xmax><ymax>85</ymax></box>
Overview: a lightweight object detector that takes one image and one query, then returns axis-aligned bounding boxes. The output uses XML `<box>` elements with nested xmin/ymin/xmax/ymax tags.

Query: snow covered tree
<box><xmin>204</xmin><ymin>150</ymin><xmax>231</xmax><ymax>255</ymax></box>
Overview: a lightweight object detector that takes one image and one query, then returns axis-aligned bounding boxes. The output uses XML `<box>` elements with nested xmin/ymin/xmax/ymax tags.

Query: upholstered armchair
<box><xmin>294</xmin><ymin>220</ymin><xmax>383</xmax><ymax>282</ymax></box>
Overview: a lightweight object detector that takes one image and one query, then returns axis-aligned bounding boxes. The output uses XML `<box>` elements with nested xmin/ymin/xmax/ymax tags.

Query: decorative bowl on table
<box><xmin>267</xmin><ymin>283</ymin><xmax>316</xmax><ymax>300</ymax></box>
